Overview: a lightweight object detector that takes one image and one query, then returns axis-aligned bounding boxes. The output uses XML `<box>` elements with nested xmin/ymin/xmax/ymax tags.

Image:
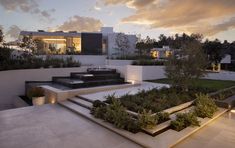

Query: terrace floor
<box><xmin>174</xmin><ymin>110</ymin><xmax>235</xmax><ymax>148</ymax></box>
<box><xmin>80</xmin><ymin>81</ymin><xmax>169</xmax><ymax>101</ymax></box>
<box><xmin>0</xmin><ymin>104</ymin><xmax>141</xmax><ymax>148</ymax></box>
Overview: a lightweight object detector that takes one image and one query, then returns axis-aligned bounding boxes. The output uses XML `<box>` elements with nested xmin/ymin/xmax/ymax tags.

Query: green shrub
<box><xmin>170</xmin><ymin>112</ymin><xmax>200</xmax><ymax>131</ymax></box>
<box><xmin>104</xmin><ymin>99</ymin><xmax>129</xmax><ymax>129</ymax></box>
<box><xmin>93</xmin><ymin>106</ymin><xmax>107</xmax><ymax>119</ymax></box>
<box><xmin>125</xmin><ymin>118</ymin><xmax>141</xmax><ymax>133</ymax></box>
<box><xmin>194</xmin><ymin>93</ymin><xmax>218</xmax><ymax>118</ymax></box>
<box><xmin>156</xmin><ymin>112</ymin><xmax>170</xmax><ymax>124</ymax></box>
<box><xmin>93</xmin><ymin>100</ymin><xmax>106</xmax><ymax>108</ymax></box>
<box><xmin>138</xmin><ymin>109</ymin><xmax>158</xmax><ymax>129</ymax></box>
<box><xmin>104</xmin><ymin>93</ymin><xmax>116</xmax><ymax>104</ymax></box>
<box><xmin>132</xmin><ymin>59</ymin><xmax>164</xmax><ymax>66</ymax></box>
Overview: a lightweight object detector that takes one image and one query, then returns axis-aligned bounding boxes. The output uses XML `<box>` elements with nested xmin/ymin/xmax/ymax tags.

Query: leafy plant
<box><xmin>194</xmin><ymin>93</ymin><xmax>218</xmax><ymax>118</ymax></box>
<box><xmin>156</xmin><ymin>112</ymin><xmax>170</xmax><ymax>124</ymax></box>
<box><xmin>104</xmin><ymin>99</ymin><xmax>129</xmax><ymax>129</ymax></box>
<box><xmin>93</xmin><ymin>106</ymin><xmax>107</xmax><ymax>119</ymax></box>
<box><xmin>170</xmin><ymin>112</ymin><xmax>200</xmax><ymax>131</ymax></box>
<box><xmin>104</xmin><ymin>93</ymin><xmax>117</xmax><ymax>104</ymax></box>
<box><xmin>132</xmin><ymin>59</ymin><xmax>164</xmax><ymax>66</ymax></box>
<box><xmin>138</xmin><ymin>109</ymin><xmax>158</xmax><ymax>129</ymax></box>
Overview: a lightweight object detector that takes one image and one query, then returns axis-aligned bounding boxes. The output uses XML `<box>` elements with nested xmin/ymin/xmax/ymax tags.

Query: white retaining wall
<box><xmin>106</xmin><ymin>65</ymin><xmax>166</xmax><ymax>82</ymax></box>
<box><xmin>0</xmin><ymin>67</ymin><xmax>87</xmax><ymax>108</ymax></box>
<box><xmin>106</xmin><ymin>60</ymin><xmax>133</xmax><ymax>66</ymax></box>
<box><xmin>126</xmin><ymin>65</ymin><xmax>166</xmax><ymax>81</ymax></box>
<box><xmin>204</xmin><ymin>71</ymin><xmax>235</xmax><ymax>81</ymax></box>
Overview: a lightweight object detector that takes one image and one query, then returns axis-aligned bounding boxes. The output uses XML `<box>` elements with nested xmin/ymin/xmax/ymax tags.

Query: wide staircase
<box><xmin>53</xmin><ymin>68</ymin><xmax>125</xmax><ymax>89</ymax></box>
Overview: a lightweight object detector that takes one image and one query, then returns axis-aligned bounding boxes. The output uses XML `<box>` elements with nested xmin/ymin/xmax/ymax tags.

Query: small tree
<box><xmin>115</xmin><ymin>33</ymin><xmax>129</xmax><ymax>57</ymax></box>
<box><xmin>165</xmin><ymin>41</ymin><xmax>207</xmax><ymax>91</ymax></box>
<box><xmin>34</xmin><ymin>39</ymin><xmax>45</xmax><ymax>55</ymax></box>
<box><xmin>0</xmin><ymin>29</ymin><xmax>4</xmax><ymax>45</ymax></box>
<box><xmin>20</xmin><ymin>34</ymin><xmax>37</xmax><ymax>53</ymax></box>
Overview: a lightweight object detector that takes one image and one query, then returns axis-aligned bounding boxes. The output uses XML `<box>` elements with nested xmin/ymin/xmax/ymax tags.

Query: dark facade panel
<box><xmin>81</xmin><ymin>33</ymin><xmax>102</xmax><ymax>55</ymax></box>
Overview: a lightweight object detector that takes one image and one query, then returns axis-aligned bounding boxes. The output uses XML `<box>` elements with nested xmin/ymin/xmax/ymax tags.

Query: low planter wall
<box><xmin>126</xmin><ymin>65</ymin><xmax>166</xmax><ymax>81</ymax></box>
<box><xmin>106</xmin><ymin>60</ymin><xmax>133</xmax><ymax>66</ymax></box>
<box><xmin>204</xmin><ymin>71</ymin><xmax>235</xmax><ymax>81</ymax></box>
<box><xmin>0</xmin><ymin>67</ymin><xmax>87</xmax><ymax>108</ymax></box>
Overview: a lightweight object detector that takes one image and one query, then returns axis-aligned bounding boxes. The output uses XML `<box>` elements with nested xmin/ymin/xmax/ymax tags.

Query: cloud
<box><xmin>0</xmin><ymin>25</ymin><xmax>3</xmax><ymax>31</ymax></box>
<box><xmin>0</xmin><ymin>0</ymin><xmax>55</xmax><ymax>21</ymax></box>
<box><xmin>55</xmin><ymin>15</ymin><xmax>103</xmax><ymax>32</ymax></box>
<box><xmin>6</xmin><ymin>25</ymin><xmax>21</xmax><ymax>39</ymax></box>
<box><xmin>102</xmin><ymin>0</ymin><xmax>155</xmax><ymax>9</ymax></box>
<box><xmin>102</xmin><ymin>0</ymin><xmax>235</xmax><ymax>36</ymax></box>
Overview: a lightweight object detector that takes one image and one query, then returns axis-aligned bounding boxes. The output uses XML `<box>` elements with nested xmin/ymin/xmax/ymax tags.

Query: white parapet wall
<box><xmin>126</xmin><ymin>65</ymin><xmax>166</xmax><ymax>81</ymax></box>
<box><xmin>106</xmin><ymin>65</ymin><xmax>166</xmax><ymax>82</ymax></box>
<box><xmin>204</xmin><ymin>71</ymin><xmax>235</xmax><ymax>81</ymax></box>
<box><xmin>106</xmin><ymin>60</ymin><xmax>133</xmax><ymax>66</ymax></box>
<box><xmin>0</xmin><ymin>67</ymin><xmax>87</xmax><ymax>108</ymax></box>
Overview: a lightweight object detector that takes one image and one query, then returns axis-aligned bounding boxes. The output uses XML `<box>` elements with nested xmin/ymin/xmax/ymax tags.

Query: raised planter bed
<box><xmin>60</xmin><ymin>99</ymin><xmax>228</xmax><ymax>148</ymax></box>
<box><xmin>142</xmin><ymin>106</ymin><xmax>195</xmax><ymax>136</ymax></box>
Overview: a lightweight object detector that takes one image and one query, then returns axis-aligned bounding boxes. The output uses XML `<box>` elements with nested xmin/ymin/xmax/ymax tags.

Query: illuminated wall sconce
<box><xmin>127</xmin><ymin>80</ymin><xmax>136</xmax><ymax>84</ymax></box>
<box><xmin>48</xmin><ymin>97</ymin><xmax>56</xmax><ymax>104</ymax></box>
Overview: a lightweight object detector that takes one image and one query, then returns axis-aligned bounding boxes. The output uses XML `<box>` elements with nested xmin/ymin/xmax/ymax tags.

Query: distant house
<box><xmin>150</xmin><ymin>46</ymin><xmax>173</xmax><ymax>59</ymax></box>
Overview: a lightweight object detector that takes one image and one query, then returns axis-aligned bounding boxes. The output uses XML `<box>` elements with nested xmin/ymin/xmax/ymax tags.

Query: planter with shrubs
<box><xmin>170</xmin><ymin>112</ymin><xmax>200</xmax><ymax>131</ymax></box>
<box><xmin>27</xmin><ymin>87</ymin><xmax>45</xmax><ymax>106</ymax></box>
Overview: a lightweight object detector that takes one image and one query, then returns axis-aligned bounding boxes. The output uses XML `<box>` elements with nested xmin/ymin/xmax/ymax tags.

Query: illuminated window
<box><xmin>73</xmin><ymin>37</ymin><xmax>81</xmax><ymax>53</ymax></box>
<box><xmin>151</xmin><ymin>50</ymin><xmax>159</xmax><ymax>59</ymax></box>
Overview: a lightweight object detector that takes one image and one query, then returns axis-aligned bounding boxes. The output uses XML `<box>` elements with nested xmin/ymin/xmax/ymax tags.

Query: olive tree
<box><xmin>165</xmin><ymin>41</ymin><xmax>207</xmax><ymax>91</ymax></box>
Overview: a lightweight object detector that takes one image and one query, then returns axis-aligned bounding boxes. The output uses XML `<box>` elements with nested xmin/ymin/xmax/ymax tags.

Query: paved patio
<box><xmin>174</xmin><ymin>110</ymin><xmax>235</xmax><ymax>148</ymax></box>
<box><xmin>0</xmin><ymin>104</ymin><xmax>142</xmax><ymax>148</ymax></box>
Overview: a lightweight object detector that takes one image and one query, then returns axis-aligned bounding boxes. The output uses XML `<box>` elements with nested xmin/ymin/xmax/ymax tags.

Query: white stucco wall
<box><xmin>106</xmin><ymin>60</ymin><xmax>133</xmax><ymax>66</ymax></box>
<box><xmin>204</xmin><ymin>71</ymin><xmax>235</xmax><ymax>81</ymax></box>
<box><xmin>39</xmin><ymin>55</ymin><xmax>107</xmax><ymax>66</ymax></box>
<box><xmin>0</xmin><ymin>67</ymin><xmax>87</xmax><ymax>108</ymax></box>
<box><xmin>107</xmin><ymin>33</ymin><xmax>137</xmax><ymax>57</ymax></box>
<box><xmin>126</xmin><ymin>65</ymin><xmax>166</xmax><ymax>81</ymax></box>
<box><xmin>106</xmin><ymin>65</ymin><xmax>166</xmax><ymax>82</ymax></box>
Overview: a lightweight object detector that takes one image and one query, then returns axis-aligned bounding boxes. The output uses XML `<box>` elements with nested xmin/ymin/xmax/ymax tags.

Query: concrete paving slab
<box><xmin>174</xmin><ymin>110</ymin><xmax>235</xmax><ymax>148</ymax></box>
<box><xmin>0</xmin><ymin>104</ymin><xmax>142</xmax><ymax>148</ymax></box>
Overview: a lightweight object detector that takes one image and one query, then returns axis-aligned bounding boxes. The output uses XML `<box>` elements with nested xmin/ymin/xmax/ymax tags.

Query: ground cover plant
<box><xmin>105</xmin><ymin>87</ymin><xmax>211</xmax><ymax>113</ymax></box>
<box><xmin>132</xmin><ymin>59</ymin><xmax>164</xmax><ymax>66</ymax></box>
<box><xmin>194</xmin><ymin>93</ymin><xmax>218</xmax><ymax>118</ymax></box>
<box><xmin>170</xmin><ymin>93</ymin><xmax>218</xmax><ymax>131</ymax></box>
<box><xmin>170</xmin><ymin>112</ymin><xmax>200</xmax><ymax>131</ymax></box>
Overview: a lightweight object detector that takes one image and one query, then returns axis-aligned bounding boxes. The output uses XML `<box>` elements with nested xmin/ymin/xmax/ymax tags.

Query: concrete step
<box><xmin>76</xmin><ymin>95</ymin><xmax>94</xmax><ymax>103</ymax></box>
<box><xmin>68</xmin><ymin>97</ymin><xmax>93</xmax><ymax>110</ymax></box>
<box><xmin>58</xmin><ymin>101</ymin><xmax>90</xmax><ymax>116</ymax></box>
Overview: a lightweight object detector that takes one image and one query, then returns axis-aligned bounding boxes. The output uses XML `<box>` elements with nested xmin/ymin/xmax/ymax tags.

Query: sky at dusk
<box><xmin>0</xmin><ymin>0</ymin><xmax>235</xmax><ymax>42</ymax></box>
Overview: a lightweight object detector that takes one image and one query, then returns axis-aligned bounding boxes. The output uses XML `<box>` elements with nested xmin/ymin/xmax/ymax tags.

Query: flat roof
<box><xmin>20</xmin><ymin>31</ymin><xmax>103</xmax><ymax>38</ymax></box>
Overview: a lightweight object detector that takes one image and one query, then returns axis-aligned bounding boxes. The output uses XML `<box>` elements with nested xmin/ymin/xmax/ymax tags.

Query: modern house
<box><xmin>101</xmin><ymin>27</ymin><xmax>137</xmax><ymax>57</ymax></box>
<box><xmin>19</xmin><ymin>27</ymin><xmax>137</xmax><ymax>56</ymax></box>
